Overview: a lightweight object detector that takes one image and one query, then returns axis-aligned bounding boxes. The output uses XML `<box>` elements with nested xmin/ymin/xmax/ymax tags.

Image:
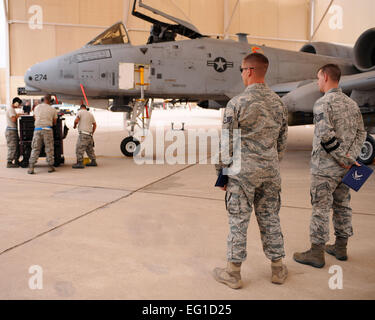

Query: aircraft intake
<box><xmin>353</xmin><ymin>28</ymin><xmax>375</xmax><ymax>72</ymax></box>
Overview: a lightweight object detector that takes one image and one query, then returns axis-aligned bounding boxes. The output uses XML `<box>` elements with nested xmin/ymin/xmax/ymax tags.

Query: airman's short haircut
<box><xmin>12</xmin><ymin>97</ymin><xmax>22</xmax><ymax>105</ymax></box>
<box><xmin>243</xmin><ymin>52</ymin><xmax>269</xmax><ymax>75</ymax></box>
<box><xmin>44</xmin><ymin>94</ymin><xmax>52</xmax><ymax>104</ymax></box>
<box><xmin>318</xmin><ymin>64</ymin><xmax>341</xmax><ymax>82</ymax></box>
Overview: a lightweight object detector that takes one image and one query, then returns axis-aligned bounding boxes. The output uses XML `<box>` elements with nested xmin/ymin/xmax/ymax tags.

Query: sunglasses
<box><xmin>240</xmin><ymin>67</ymin><xmax>255</xmax><ymax>73</ymax></box>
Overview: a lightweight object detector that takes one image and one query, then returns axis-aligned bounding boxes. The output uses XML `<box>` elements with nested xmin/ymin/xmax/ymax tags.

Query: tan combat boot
<box><xmin>27</xmin><ymin>165</ymin><xmax>35</xmax><ymax>174</ymax></box>
<box><xmin>213</xmin><ymin>262</ymin><xmax>242</xmax><ymax>289</ymax></box>
<box><xmin>48</xmin><ymin>166</ymin><xmax>55</xmax><ymax>173</ymax></box>
<box><xmin>271</xmin><ymin>259</ymin><xmax>288</xmax><ymax>284</ymax></box>
<box><xmin>293</xmin><ymin>244</ymin><xmax>325</xmax><ymax>268</ymax></box>
<box><xmin>86</xmin><ymin>159</ymin><xmax>97</xmax><ymax>167</ymax></box>
<box><xmin>325</xmin><ymin>237</ymin><xmax>348</xmax><ymax>261</ymax></box>
<box><xmin>72</xmin><ymin>161</ymin><xmax>85</xmax><ymax>169</ymax></box>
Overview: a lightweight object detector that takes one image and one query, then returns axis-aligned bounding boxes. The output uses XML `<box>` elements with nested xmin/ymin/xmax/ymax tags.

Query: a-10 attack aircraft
<box><xmin>18</xmin><ymin>0</ymin><xmax>375</xmax><ymax>163</ymax></box>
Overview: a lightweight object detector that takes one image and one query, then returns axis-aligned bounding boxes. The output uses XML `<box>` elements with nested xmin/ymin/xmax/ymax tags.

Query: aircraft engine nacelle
<box><xmin>353</xmin><ymin>28</ymin><xmax>375</xmax><ymax>72</ymax></box>
<box><xmin>300</xmin><ymin>42</ymin><xmax>353</xmax><ymax>60</ymax></box>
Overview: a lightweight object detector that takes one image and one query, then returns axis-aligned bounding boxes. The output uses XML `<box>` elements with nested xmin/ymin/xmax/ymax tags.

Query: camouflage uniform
<box><xmin>5</xmin><ymin>106</ymin><xmax>20</xmax><ymax>163</ymax></box>
<box><xmin>5</xmin><ymin>129</ymin><xmax>20</xmax><ymax>162</ymax></box>
<box><xmin>28</xmin><ymin>103</ymin><xmax>57</xmax><ymax>169</ymax></box>
<box><xmin>216</xmin><ymin>83</ymin><xmax>288</xmax><ymax>262</ymax></box>
<box><xmin>76</xmin><ymin>133</ymin><xmax>96</xmax><ymax>162</ymax></box>
<box><xmin>29</xmin><ymin>130</ymin><xmax>54</xmax><ymax>166</ymax></box>
<box><xmin>310</xmin><ymin>87</ymin><xmax>366</xmax><ymax>245</ymax></box>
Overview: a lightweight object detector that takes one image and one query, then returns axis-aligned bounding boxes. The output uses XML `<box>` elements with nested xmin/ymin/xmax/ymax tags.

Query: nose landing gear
<box><xmin>120</xmin><ymin>98</ymin><xmax>153</xmax><ymax>157</ymax></box>
<box><xmin>121</xmin><ymin>136</ymin><xmax>140</xmax><ymax>157</ymax></box>
<box><xmin>119</xmin><ymin>65</ymin><xmax>152</xmax><ymax>157</ymax></box>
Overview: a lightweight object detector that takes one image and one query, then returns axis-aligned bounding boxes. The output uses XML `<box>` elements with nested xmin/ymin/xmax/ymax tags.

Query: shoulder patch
<box><xmin>314</xmin><ymin>112</ymin><xmax>324</xmax><ymax>123</ymax></box>
<box><xmin>223</xmin><ymin>116</ymin><xmax>233</xmax><ymax>124</ymax></box>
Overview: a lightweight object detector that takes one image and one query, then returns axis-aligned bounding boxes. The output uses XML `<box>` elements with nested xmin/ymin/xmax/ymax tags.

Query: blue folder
<box><xmin>215</xmin><ymin>169</ymin><xmax>228</xmax><ymax>187</ymax></box>
<box><xmin>342</xmin><ymin>163</ymin><xmax>373</xmax><ymax>192</ymax></box>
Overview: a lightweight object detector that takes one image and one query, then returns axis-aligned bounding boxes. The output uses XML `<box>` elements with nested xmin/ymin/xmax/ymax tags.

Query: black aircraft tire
<box><xmin>359</xmin><ymin>134</ymin><xmax>375</xmax><ymax>165</ymax></box>
<box><xmin>120</xmin><ymin>136</ymin><xmax>140</xmax><ymax>157</ymax></box>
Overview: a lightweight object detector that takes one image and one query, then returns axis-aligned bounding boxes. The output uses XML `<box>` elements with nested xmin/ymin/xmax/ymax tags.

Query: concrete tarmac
<box><xmin>0</xmin><ymin>108</ymin><xmax>374</xmax><ymax>299</ymax></box>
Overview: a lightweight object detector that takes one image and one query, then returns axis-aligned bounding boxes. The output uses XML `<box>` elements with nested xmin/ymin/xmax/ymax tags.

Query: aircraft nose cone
<box><xmin>25</xmin><ymin>68</ymin><xmax>33</xmax><ymax>86</ymax></box>
<box><xmin>23</xmin><ymin>62</ymin><xmax>52</xmax><ymax>94</ymax></box>
<box><xmin>24</xmin><ymin>59</ymin><xmax>56</xmax><ymax>91</ymax></box>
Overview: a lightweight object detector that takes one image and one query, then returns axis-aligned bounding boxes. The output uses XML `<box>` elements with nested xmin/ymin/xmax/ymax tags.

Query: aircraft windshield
<box><xmin>87</xmin><ymin>22</ymin><xmax>129</xmax><ymax>46</ymax></box>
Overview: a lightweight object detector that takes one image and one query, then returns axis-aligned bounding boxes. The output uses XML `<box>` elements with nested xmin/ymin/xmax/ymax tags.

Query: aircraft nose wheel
<box><xmin>120</xmin><ymin>136</ymin><xmax>140</xmax><ymax>157</ymax></box>
<box><xmin>359</xmin><ymin>134</ymin><xmax>375</xmax><ymax>165</ymax></box>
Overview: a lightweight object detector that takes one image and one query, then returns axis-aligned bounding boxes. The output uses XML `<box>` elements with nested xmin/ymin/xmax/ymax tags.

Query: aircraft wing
<box><xmin>280</xmin><ymin>70</ymin><xmax>375</xmax><ymax>126</ymax></box>
<box><xmin>270</xmin><ymin>80</ymin><xmax>307</xmax><ymax>97</ymax></box>
<box><xmin>273</xmin><ymin>69</ymin><xmax>375</xmax><ymax>97</ymax></box>
<box><xmin>202</xmin><ymin>71</ymin><xmax>375</xmax><ymax>112</ymax></box>
<box><xmin>339</xmin><ymin>70</ymin><xmax>375</xmax><ymax>91</ymax></box>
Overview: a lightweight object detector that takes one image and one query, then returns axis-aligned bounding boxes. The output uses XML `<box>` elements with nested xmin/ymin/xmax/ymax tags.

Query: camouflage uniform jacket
<box><xmin>311</xmin><ymin>87</ymin><xmax>366</xmax><ymax>177</ymax></box>
<box><xmin>216</xmin><ymin>83</ymin><xmax>288</xmax><ymax>187</ymax></box>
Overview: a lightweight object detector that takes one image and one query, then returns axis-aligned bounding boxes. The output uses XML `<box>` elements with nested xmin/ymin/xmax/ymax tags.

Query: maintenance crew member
<box><xmin>213</xmin><ymin>52</ymin><xmax>289</xmax><ymax>289</ymax></box>
<box><xmin>23</xmin><ymin>101</ymin><xmax>31</xmax><ymax>115</ymax></box>
<box><xmin>72</xmin><ymin>104</ymin><xmax>97</xmax><ymax>168</ymax></box>
<box><xmin>294</xmin><ymin>64</ymin><xmax>366</xmax><ymax>267</ymax></box>
<box><xmin>28</xmin><ymin>94</ymin><xmax>58</xmax><ymax>174</ymax></box>
<box><xmin>5</xmin><ymin>97</ymin><xmax>22</xmax><ymax>168</ymax></box>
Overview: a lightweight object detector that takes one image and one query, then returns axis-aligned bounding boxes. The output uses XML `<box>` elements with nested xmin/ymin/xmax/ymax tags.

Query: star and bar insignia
<box><xmin>207</xmin><ymin>57</ymin><xmax>234</xmax><ymax>73</ymax></box>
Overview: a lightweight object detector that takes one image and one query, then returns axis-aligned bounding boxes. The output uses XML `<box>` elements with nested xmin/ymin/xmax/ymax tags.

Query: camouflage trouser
<box><xmin>76</xmin><ymin>133</ymin><xmax>96</xmax><ymax>162</ymax></box>
<box><xmin>5</xmin><ymin>129</ymin><xmax>20</xmax><ymax>162</ymax></box>
<box><xmin>225</xmin><ymin>179</ymin><xmax>285</xmax><ymax>262</ymax></box>
<box><xmin>29</xmin><ymin>130</ymin><xmax>54</xmax><ymax>166</ymax></box>
<box><xmin>310</xmin><ymin>174</ymin><xmax>353</xmax><ymax>245</ymax></box>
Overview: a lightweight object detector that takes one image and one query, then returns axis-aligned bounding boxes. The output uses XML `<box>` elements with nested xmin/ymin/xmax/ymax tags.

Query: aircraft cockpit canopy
<box><xmin>86</xmin><ymin>22</ymin><xmax>130</xmax><ymax>46</ymax></box>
